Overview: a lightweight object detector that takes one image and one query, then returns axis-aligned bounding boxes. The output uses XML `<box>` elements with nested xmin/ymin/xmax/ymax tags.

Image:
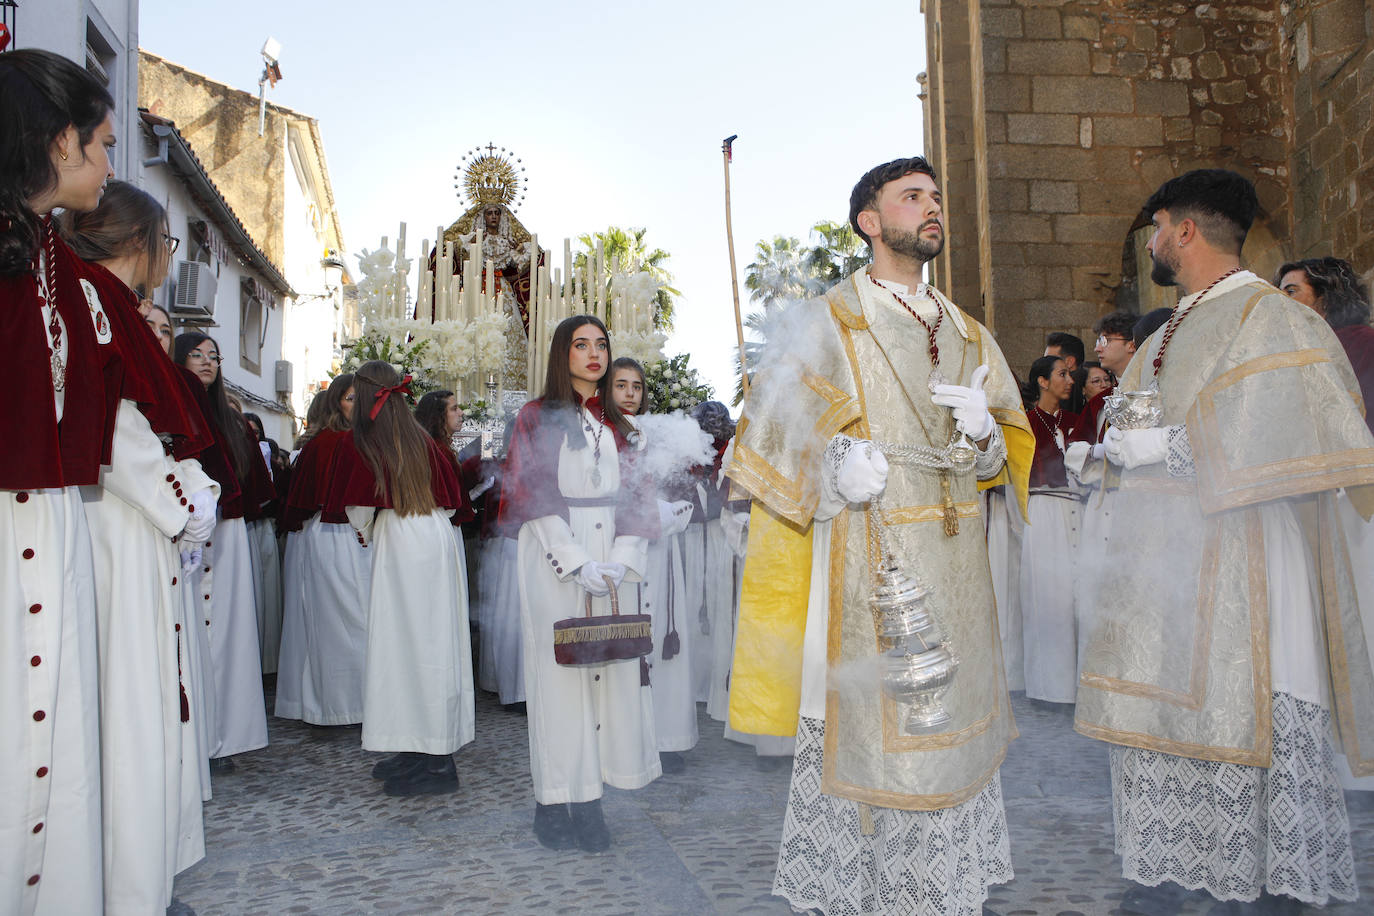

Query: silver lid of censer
<box><xmin>869</xmin><ymin>562</ymin><xmax>940</xmax><ymax>647</ymax></box>
<box><xmin>1102</xmin><ymin>383</ymin><xmax>1162</xmax><ymax>431</ymax></box>
<box><xmin>881</xmin><ymin>642</ymin><xmax>957</xmax><ymax>732</ymax></box>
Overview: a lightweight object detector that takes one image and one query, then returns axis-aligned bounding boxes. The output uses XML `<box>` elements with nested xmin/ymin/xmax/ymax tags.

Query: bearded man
<box><xmin>1075</xmin><ymin>168</ymin><xmax>1374</xmax><ymax>908</ymax></box>
<box><xmin>726</xmin><ymin>156</ymin><xmax>1032</xmax><ymax>915</ymax></box>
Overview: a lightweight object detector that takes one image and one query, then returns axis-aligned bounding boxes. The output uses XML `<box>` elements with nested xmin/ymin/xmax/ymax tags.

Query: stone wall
<box><xmin>922</xmin><ymin>0</ymin><xmax>1368</xmax><ymax>378</ymax></box>
<box><xmin>139</xmin><ymin>52</ymin><xmax>289</xmax><ymax>268</ymax></box>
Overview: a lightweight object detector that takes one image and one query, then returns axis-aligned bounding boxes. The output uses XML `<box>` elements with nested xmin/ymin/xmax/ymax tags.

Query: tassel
<box><xmin>553</xmin><ymin>620</ymin><xmax>652</xmax><ymax>645</ymax></box>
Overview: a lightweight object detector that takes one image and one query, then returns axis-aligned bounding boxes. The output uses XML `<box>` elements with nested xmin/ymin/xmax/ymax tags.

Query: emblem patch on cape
<box><xmin>80</xmin><ymin>279</ymin><xmax>113</xmax><ymax>344</ymax></box>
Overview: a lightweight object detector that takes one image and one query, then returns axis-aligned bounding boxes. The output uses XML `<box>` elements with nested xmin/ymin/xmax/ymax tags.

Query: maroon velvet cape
<box><xmin>1</xmin><ymin>231</ymin><xmax>121</xmax><ymax>488</ymax></box>
<box><xmin>322</xmin><ymin>434</ymin><xmax>469</xmax><ymax>521</ymax></box>
<box><xmin>81</xmin><ymin>260</ymin><xmax>213</xmax><ymax>461</ymax></box>
<box><xmin>1336</xmin><ymin>324</ymin><xmax>1374</xmax><ymax>437</ymax></box>
<box><xmin>497</xmin><ymin>395</ymin><xmax>658</xmax><ymax>540</ymax></box>
<box><xmin>1027</xmin><ymin>407</ymin><xmax>1071</xmax><ymax>489</ymax></box>
<box><xmin>282</xmin><ymin>428</ymin><xmax>349</xmax><ymax>530</ymax></box>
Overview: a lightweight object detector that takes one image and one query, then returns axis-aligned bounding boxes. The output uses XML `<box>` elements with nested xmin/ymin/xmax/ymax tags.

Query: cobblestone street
<box><xmin>173</xmin><ymin>689</ymin><xmax>1374</xmax><ymax>915</ymax></box>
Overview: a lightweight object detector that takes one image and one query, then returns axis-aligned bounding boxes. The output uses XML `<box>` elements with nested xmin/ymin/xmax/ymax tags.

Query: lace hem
<box><xmin>1165</xmin><ymin>424</ymin><xmax>1195</xmax><ymax>478</ymax></box>
<box><xmin>773</xmin><ymin>716</ymin><xmax>1012</xmax><ymax>916</ymax></box>
<box><xmin>1109</xmin><ymin>691</ymin><xmax>1356</xmax><ymax>905</ymax></box>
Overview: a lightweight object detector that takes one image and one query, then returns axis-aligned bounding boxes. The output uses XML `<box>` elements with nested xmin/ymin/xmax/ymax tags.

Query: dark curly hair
<box><xmin>848</xmin><ymin>157</ymin><xmax>938</xmax><ymax>246</ymax></box>
<box><xmin>0</xmin><ymin>49</ymin><xmax>114</xmax><ymax>276</ymax></box>
<box><xmin>1142</xmin><ymin>169</ymin><xmax>1257</xmax><ymax>254</ymax></box>
<box><xmin>1275</xmin><ymin>257</ymin><xmax>1372</xmax><ymax>330</ymax></box>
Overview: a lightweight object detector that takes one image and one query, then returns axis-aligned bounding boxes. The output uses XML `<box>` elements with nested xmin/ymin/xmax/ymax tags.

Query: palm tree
<box><xmin>806</xmin><ymin>219</ymin><xmax>870</xmax><ymax>285</ymax></box>
<box><xmin>744</xmin><ymin>236</ymin><xmax>813</xmax><ymax>308</ymax></box>
<box><xmin>574</xmin><ymin>226</ymin><xmax>681</xmax><ymax>330</ymax></box>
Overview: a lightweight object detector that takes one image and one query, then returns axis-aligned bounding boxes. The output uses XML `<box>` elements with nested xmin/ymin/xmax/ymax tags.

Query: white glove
<box><xmin>468</xmin><ymin>475</ymin><xmax>496</xmax><ymax>501</ymax></box>
<box><xmin>599</xmin><ymin>561</ymin><xmax>628</xmax><ymax>590</ymax></box>
<box><xmin>183</xmin><ymin>489</ymin><xmax>218</xmax><ymax>543</ymax></box>
<box><xmin>657</xmin><ymin>500</ymin><xmax>694</xmax><ymax>537</ymax></box>
<box><xmin>1103</xmin><ymin>426</ymin><xmax>1169</xmax><ymax>469</ymax></box>
<box><xmin>179</xmin><ymin>547</ymin><xmax>203</xmax><ymax>573</ymax></box>
<box><xmin>1091</xmin><ymin>442</ymin><xmax>1107</xmax><ymax>460</ymax></box>
<box><xmin>931</xmin><ymin>364</ymin><xmax>996</xmax><ymax>441</ymax></box>
<box><xmin>835</xmin><ymin>441</ymin><xmax>889</xmax><ymax>504</ymax></box>
<box><xmin>576</xmin><ymin>561</ymin><xmax>612</xmax><ymax>596</ymax></box>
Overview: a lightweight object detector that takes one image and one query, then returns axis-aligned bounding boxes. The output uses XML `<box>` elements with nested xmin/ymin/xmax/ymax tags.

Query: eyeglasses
<box><xmin>163</xmin><ymin>234</ymin><xmax>181</xmax><ymax>255</ymax></box>
<box><xmin>1095</xmin><ymin>335</ymin><xmax>1130</xmax><ymax>347</ymax></box>
<box><xmin>188</xmin><ymin>351</ymin><xmax>222</xmax><ymax>364</ymax></box>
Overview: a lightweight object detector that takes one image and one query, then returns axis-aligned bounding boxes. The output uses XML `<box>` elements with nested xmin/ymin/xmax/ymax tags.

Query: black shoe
<box><xmin>569</xmin><ymin>799</ymin><xmax>611</xmax><ymax>852</ymax></box>
<box><xmin>209</xmin><ymin>756</ymin><xmax>236</xmax><ymax>775</ymax></box>
<box><xmin>371</xmin><ymin>752</ymin><xmax>425</xmax><ymax>780</ymax></box>
<box><xmin>659</xmin><ymin>751</ymin><xmax>685</xmax><ymax>774</ymax></box>
<box><xmin>503</xmin><ymin>701</ymin><xmax>528</xmax><ymax>716</ymax></box>
<box><xmin>383</xmin><ymin>754</ymin><xmax>458</xmax><ymax>797</ymax></box>
<box><xmin>533</xmin><ymin>803</ymin><xmax>577</xmax><ymax>850</ymax></box>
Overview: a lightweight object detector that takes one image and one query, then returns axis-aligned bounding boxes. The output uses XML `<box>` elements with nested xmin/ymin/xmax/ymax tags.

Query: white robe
<box><xmin>1019</xmin><ymin>492</ymin><xmax>1081</xmax><ymax>704</ymax></box>
<box><xmin>80</xmin><ymin>402</ymin><xmax>212</xmax><ymax>914</ymax></box>
<box><xmin>638</xmin><ymin>532</ymin><xmax>697</xmax><ymax>752</ymax></box>
<box><xmin>195</xmin><ymin>515</ymin><xmax>269</xmax><ymax>758</ymax></box>
<box><xmin>273</xmin><ymin>525</ymin><xmax>308</xmax><ymax>720</ymax></box>
<box><xmin>180</xmin><ymin>570</ymin><xmax>215</xmax><ymax>800</ymax></box>
<box><xmin>474</xmin><ymin>535</ymin><xmax>501</xmax><ymax>694</ymax></box>
<box><xmin>248</xmin><ymin>517</ymin><xmax>283</xmax><ymax>676</ymax></box>
<box><xmin>704</xmin><ymin>516</ymin><xmax>739</xmax><ymax>722</ymax></box>
<box><xmin>983</xmin><ymin>488</ymin><xmax>1024</xmax><ymax>692</ymax></box>
<box><xmin>299</xmin><ymin>520</ymin><xmax>371</xmax><ymax>725</ymax></box>
<box><xmin>0</xmin><ymin>486</ymin><xmax>103</xmax><ymax>916</ymax></box>
<box><xmin>351</xmin><ymin>508</ymin><xmax>474</xmax><ymax>755</ymax></box>
<box><xmin>482</xmin><ymin>537</ymin><xmax>525</xmax><ymax>704</ymax></box>
<box><xmin>682</xmin><ymin>520</ymin><xmax>713</xmax><ymax>703</ymax></box>
<box><xmin>515</xmin><ymin>421</ymin><xmax>660</xmax><ymax>804</ymax></box>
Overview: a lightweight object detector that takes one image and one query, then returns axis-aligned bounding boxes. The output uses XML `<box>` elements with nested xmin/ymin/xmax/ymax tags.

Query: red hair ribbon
<box><xmin>369</xmin><ymin>375</ymin><xmax>413</xmax><ymax>420</ymax></box>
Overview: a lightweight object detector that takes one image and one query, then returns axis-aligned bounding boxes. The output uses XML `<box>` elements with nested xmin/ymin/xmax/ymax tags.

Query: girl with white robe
<box><xmin>62</xmin><ymin>185</ymin><xmax>225</xmax><ymax>914</ymax></box>
<box><xmin>175</xmin><ymin>332</ymin><xmax>271</xmax><ymax>763</ymax></box>
<box><xmin>1019</xmin><ymin>356</ymin><xmax>1083</xmax><ymax>704</ymax></box>
<box><xmin>325</xmin><ymin>361</ymin><xmax>475</xmax><ymax>797</ymax></box>
<box><xmin>500</xmin><ymin>316</ymin><xmax>661</xmax><ymax>853</ymax></box>
<box><xmin>610</xmin><ymin>359</ymin><xmax>698</xmax><ymax>770</ymax></box>
<box><xmin>1</xmin><ymin>53</ymin><xmax>167</xmax><ymax>913</ymax></box>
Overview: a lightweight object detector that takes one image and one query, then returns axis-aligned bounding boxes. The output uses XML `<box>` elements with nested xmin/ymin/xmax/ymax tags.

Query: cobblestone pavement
<box><xmin>174</xmin><ymin>689</ymin><xmax>1374</xmax><ymax>915</ymax></box>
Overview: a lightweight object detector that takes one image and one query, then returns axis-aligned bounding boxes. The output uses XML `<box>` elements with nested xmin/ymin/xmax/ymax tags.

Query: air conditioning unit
<box><xmin>274</xmin><ymin>360</ymin><xmax>293</xmax><ymax>394</ymax></box>
<box><xmin>173</xmin><ymin>261</ymin><xmax>217</xmax><ymax>317</ymax></box>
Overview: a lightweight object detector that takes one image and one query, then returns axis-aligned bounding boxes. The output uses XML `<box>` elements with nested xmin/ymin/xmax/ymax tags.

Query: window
<box><xmin>84</xmin><ymin>18</ymin><xmax>116</xmax><ymax>87</ymax></box>
<box><xmin>240</xmin><ymin>278</ymin><xmax>264</xmax><ymax>374</ymax></box>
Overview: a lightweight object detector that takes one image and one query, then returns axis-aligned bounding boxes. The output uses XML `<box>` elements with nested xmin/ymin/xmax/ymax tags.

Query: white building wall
<box><xmin>24</xmin><ymin>0</ymin><xmax>141</xmax><ymax>182</ymax></box>
<box><xmin>281</xmin><ymin>132</ymin><xmax>342</xmax><ymax>421</ymax></box>
<box><xmin>140</xmin><ymin>153</ymin><xmax>294</xmax><ymax>445</ymax></box>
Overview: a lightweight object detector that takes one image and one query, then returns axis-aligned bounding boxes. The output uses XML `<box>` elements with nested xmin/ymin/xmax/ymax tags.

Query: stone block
<box><xmin>1024</xmin><ymin>9</ymin><xmax>1062</xmax><ymax>39</ymax></box>
<box><xmin>1079</xmin><ymin>182</ymin><xmax>1149</xmax><ymax>215</ymax></box>
<box><xmin>1030</xmin><ymin>180</ymin><xmax>1080</xmax><ymax>213</ymax></box>
<box><xmin>992</xmin><ymin>265</ymin><xmax>1048</xmax><ymax>298</ymax></box>
<box><xmin>1164</xmin><ymin>117</ymin><xmax>1194</xmax><ymax>142</ymax></box>
<box><xmin>1133</xmin><ymin>24</ymin><xmax>1158</xmax><ymax>51</ymax></box>
<box><xmin>1311</xmin><ymin>0</ymin><xmax>1366</xmax><ymax>56</ymax></box>
<box><xmin>1007</xmin><ymin>113</ymin><xmax>1080</xmax><ymax>145</ymax></box>
<box><xmin>1001</xmin><ymin>214</ymin><xmax>1055</xmax><ymax>243</ymax></box>
<box><xmin>1095</xmin><ymin>116</ymin><xmax>1164</xmax><ymax>147</ymax></box>
<box><xmin>1021</xmin><ymin>299</ymin><xmax>1101</xmax><ymax>328</ymax></box>
<box><xmin>1032</xmin><ymin>75</ymin><xmax>1133</xmax><ymax>113</ymax></box>
<box><xmin>987</xmin><ymin>113</ymin><xmax>1008</xmax><ymax>144</ymax></box>
<box><xmin>1171</xmin><ymin>57</ymin><xmax>1193</xmax><ymax>80</ymax></box>
<box><xmin>1091</xmin><ymin>51</ymin><xmax>1114</xmax><ymax>75</ymax></box>
<box><xmin>1240</xmin><ymin>134</ymin><xmax>1286</xmax><ymax>161</ymax></box>
<box><xmin>991</xmin><ymin>243</ymin><xmax>1027</xmax><ymax>266</ymax></box>
<box><xmin>990</xmin><ymin>145</ymin><xmax>1097</xmax><ymax>179</ymax></box>
<box><xmin>1080</xmin><ymin>117</ymin><xmax>1093</xmax><ymax>148</ymax></box>
<box><xmin>985</xmin><ymin>38</ymin><xmax>1008</xmax><ymax>74</ymax></box>
<box><xmin>1022</xmin><ymin>242</ymin><xmax>1119</xmax><ymax>267</ymax></box>
<box><xmin>990</xmin><ymin>178</ymin><xmax>1029</xmax><ymax>212</ymax></box>
<box><xmin>1174</xmin><ymin>26</ymin><xmax>1206</xmax><ymax>55</ymax></box>
<box><xmin>1117</xmin><ymin>52</ymin><xmax>1149</xmax><ymax>76</ymax></box>
<box><xmin>1007</xmin><ymin>40</ymin><xmax>1090</xmax><ymax>75</ymax></box>
<box><xmin>1137</xmin><ymin>153</ymin><xmax>1178</xmax><ymax>190</ymax></box>
<box><xmin>1232</xmin><ymin>54</ymin><xmax>1261</xmax><ymax>77</ymax></box>
<box><xmin>1135</xmin><ymin>81</ymin><xmax>1190</xmax><ymax>116</ymax></box>
<box><xmin>1212</xmin><ymin>80</ymin><xmax>1248</xmax><ymax>105</ymax></box>
<box><xmin>986</xmin><ymin>75</ymin><xmax>1032</xmax><ymax>112</ymax></box>
<box><xmin>1063</xmin><ymin>16</ymin><xmax>1100</xmax><ymax>41</ymax></box>
<box><xmin>1196</xmin><ymin>125</ymin><xmax>1223</xmax><ymax>148</ymax></box>
<box><xmin>1072</xmin><ymin>267</ymin><xmax>1119</xmax><ymax>302</ymax></box>
<box><xmin>1196</xmin><ymin>51</ymin><xmax>1227</xmax><ymax>80</ymax></box>
<box><xmin>1312</xmin><ymin>123</ymin><xmax>1343</xmax><ymax>166</ymax></box>
<box><xmin>1054</xmin><ymin>214</ymin><xmax>1128</xmax><ymax>244</ymax></box>
<box><xmin>982</xmin><ymin>7</ymin><xmax>1023</xmax><ymax>38</ymax></box>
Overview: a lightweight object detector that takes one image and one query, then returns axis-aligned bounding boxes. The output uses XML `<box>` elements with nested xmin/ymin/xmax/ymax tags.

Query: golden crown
<box><xmin>454</xmin><ymin>143</ymin><xmax>527</xmax><ymax>211</ymax></box>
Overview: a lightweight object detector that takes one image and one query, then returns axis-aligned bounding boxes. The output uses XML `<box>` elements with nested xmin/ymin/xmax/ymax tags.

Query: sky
<box><xmin>137</xmin><ymin>0</ymin><xmax>927</xmax><ymax>402</ymax></box>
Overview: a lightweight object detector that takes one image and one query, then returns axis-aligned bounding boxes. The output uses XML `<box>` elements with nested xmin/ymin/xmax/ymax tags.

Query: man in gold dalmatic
<box><xmin>1076</xmin><ymin>169</ymin><xmax>1374</xmax><ymax>908</ymax></box>
<box><xmin>726</xmin><ymin>157</ymin><xmax>1033</xmax><ymax>915</ymax></box>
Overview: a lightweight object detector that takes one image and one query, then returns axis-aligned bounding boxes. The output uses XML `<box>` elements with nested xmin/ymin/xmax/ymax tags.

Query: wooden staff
<box><xmin>722</xmin><ymin>134</ymin><xmax>749</xmax><ymax>398</ymax></box>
